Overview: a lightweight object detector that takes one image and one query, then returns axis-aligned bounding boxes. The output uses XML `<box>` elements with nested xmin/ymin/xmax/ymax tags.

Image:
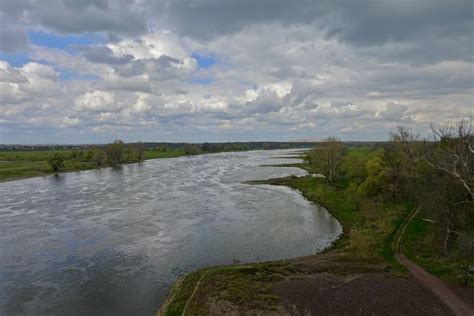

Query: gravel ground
<box><xmin>451</xmin><ymin>285</ymin><xmax>474</xmax><ymax>310</ymax></box>
<box><xmin>272</xmin><ymin>273</ymin><xmax>454</xmax><ymax>315</ymax></box>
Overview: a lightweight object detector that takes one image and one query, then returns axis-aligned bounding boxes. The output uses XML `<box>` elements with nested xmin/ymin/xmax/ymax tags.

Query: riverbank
<box><xmin>0</xmin><ymin>149</ymin><xmax>192</xmax><ymax>182</ymax></box>
<box><xmin>158</xmin><ymin>170</ymin><xmax>473</xmax><ymax>315</ymax></box>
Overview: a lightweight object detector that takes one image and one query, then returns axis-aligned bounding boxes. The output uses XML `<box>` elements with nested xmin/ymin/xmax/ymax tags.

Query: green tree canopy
<box><xmin>47</xmin><ymin>153</ymin><xmax>65</xmax><ymax>173</ymax></box>
<box><xmin>105</xmin><ymin>140</ymin><xmax>125</xmax><ymax>166</ymax></box>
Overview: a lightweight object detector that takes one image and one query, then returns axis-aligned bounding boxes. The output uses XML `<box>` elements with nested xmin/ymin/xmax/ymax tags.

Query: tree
<box><xmin>124</xmin><ymin>144</ymin><xmax>136</xmax><ymax>162</ymax></box>
<box><xmin>383</xmin><ymin>126</ymin><xmax>424</xmax><ymax>200</ymax></box>
<box><xmin>48</xmin><ymin>153</ymin><xmax>65</xmax><ymax>173</ymax></box>
<box><xmin>157</xmin><ymin>144</ymin><xmax>168</xmax><ymax>152</ymax></box>
<box><xmin>85</xmin><ymin>149</ymin><xmax>94</xmax><ymax>161</ymax></box>
<box><xmin>136</xmin><ymin>142</ymin><xmax>145</xmax><ymax>162</ymax></box>
<box><xmin>93</xmin><ymin>149</ymin><xmax>106</xmax><ymax>166</ymax></box>
<box><xmin>105</xmin><ymin>140</ymin><xmax>125</xmax><ymax>165</ymax></box>
<box><xmin>419</xmin><ymin>120</ymin><xmax>474</xmax><ymax>254</ymax></box>
<box><xmin>427</xmin><ymin>120</ymin><xmax>473</xmax><ymax>201</ymax></box>
<box><xmin>201</xmin><ymin>142</ymin><xmax>210</xmax><ymax>152</ymax></box>
<box><xmin>305</xmin><ymin>137</ymin><xmax>345</xmax><ymax>183</ymax></box>
<box><xmin>358</xmin><ymin>153</ymin><xmax>387</xmax><ymax>197</ymax></box>
<box><xmin>184</xmin><ymin>144</ymin><xmax>201</xmax><ymax>155</ymax></box>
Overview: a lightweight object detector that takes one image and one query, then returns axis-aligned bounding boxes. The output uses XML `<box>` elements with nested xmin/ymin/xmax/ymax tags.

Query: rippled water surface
<box><xmin>0</xmin><ymin>150</ymin><xmax>341</xmax><ymax>315</ymax></box>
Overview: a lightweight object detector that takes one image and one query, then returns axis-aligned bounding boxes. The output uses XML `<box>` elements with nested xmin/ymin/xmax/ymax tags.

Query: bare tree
<box><xmin>427</xmin><ymin>120</ymin><xmax>473</xmax><ymax>201</ymax></box>
<box><xmin>305</xmin><ymin>137</ymin><xmax>345</xmax><ymax>183</ymax></box>
<box><xmin>420</xmin><ymin>119</ymin><xmax>473</xmax><ymax>255</ymax></box>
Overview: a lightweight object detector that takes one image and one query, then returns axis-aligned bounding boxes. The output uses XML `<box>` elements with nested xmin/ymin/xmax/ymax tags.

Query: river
<box><xmin>0</xmin><ymin>149</ymin><xmax>341</xmax><ymax>315</ymax></box>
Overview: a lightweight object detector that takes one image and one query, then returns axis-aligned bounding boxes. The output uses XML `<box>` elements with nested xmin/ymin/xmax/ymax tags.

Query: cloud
<box><xmin>0</xmin><ymin>1</ymin><xmax>472</xmax><ymax>143</ymax></box>
<box><xmin>77</xmin><ymin>46</ymin><xmax>134</xmax><ymax>65</ymax></box>
<box><xmin>0</xmin><ymin>61</ymin><xmax>28</xmax><ymax>83</ymax></box>
<box><xmin>375</xmin><ymin>102</ymin><xmax>410</xmax><ymax>121</ymax></box>
<box><xmin>0</xmin><ymin>24</ymin><xmax>28</xmax><ymax>53</ymax></box>
<box><xmin>117</xmin><ymin>56</ymin><xmax>196</xmax><ymax>80</ymax></box>
<box><xmin>74</xmin><ymin>90</ymin><xmax>117</xmax><ymax>112</ymax></box>
<box><xmin>155</xmin><ymin>0</ymin><xmax>473</xmax><ymax>48</ymax></box>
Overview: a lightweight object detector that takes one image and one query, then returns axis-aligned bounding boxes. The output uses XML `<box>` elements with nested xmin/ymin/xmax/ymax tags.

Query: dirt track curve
<box><xmin>395</xmin><ymin>207</ymin><xmax>473</xmax><ymax>316</ymax></box>
<box><xmin>395</xmin><ymin>254</ymin><xmax>473</xmax><ymax>316</ymax></box>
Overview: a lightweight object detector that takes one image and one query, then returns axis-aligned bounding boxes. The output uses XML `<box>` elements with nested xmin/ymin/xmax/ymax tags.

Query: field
<box><xmin>0</xmin><ymin>149</ymin><xmax>186</xmax><ymax>182</ymax></box>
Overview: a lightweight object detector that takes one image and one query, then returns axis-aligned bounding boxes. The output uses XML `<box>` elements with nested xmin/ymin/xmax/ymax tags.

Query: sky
<box><xmin>0</xmin><ymin>0</ymin><xmax>472</xmax><ymax>144</ymax></box>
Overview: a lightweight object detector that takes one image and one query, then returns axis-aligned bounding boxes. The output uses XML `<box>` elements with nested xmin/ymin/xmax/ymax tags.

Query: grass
<box><xmin>401</xmin><ymin>215</ymin><xmax>473</xmax><ymax>285</ymax></box>
<box><xmin>282</xmin><ymin>177</ymin><xmax>408</xmax><ymax>263</ymax></box>
<box><xmin>0</xmin><ymin>159</ymin><xmax>100</xmax><ymax>182</ymax></box>
<box><xmin>185</xmin><ymin>265</ymin><xmax>283</xmax><ymax>315</ymax></box>
<box><xmin>0</xmin><ymin>149</ymin><xmax>77</xmax><ymax>161</ymax></box>
<box><xmin>344</xmin><ymin>146</ymin><xmax>374</xmax><ymax>158</ymax></box>
<box><xmin>144</xmin><ymin>149</ymin><xmax>186</xmax><ymax>159</ymax></box>
<box><xmin>0</xmin><ymin>149</ymin><xmax>188</xmax><ymax>182</ymax></box>
<box><xmin>162</xmin><ymin>270</ymin><xmax>206</xmax><ymax>316</ymax></box>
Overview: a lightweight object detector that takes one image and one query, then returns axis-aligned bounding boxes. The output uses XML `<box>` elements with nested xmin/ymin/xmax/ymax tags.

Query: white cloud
<box><xmin>375</xmin><ymin>102</ymin><xmax>410</xmax><ymax>121</ymax></box>
<box><xmin>0</xmin><ymin>1</ymin><xmax>472</xmax><ymax>143</ymax></box>
<box><xmin>74</xmin><ymin>90</ymin><xmax>118</xmax><ymax>112</ymax></box>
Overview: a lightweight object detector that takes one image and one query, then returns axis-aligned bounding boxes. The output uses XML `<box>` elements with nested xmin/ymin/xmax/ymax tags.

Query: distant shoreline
<box><xmin>0</xmin><ymin>148</ymin><xmax>307</xmax><ymax>183</ymax></box>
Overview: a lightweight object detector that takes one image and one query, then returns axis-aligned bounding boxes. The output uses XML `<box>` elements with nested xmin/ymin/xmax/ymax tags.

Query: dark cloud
<box><xmin>156</xmin><ymin>0</ymin><xmax>323</xmax><ymax>39</ymax></box>
<box><xmin>63</xmin><ymin>0</ymin><xmax>109</xmax><ymax>11</ymax></box>
<box><xmin>33</xmin><ymin>1</ymin><xmax>146</xmax><ymax>36</ymax></box>
<box><xmin>77</xmin><ymin>46</ymin><xmax>134</xmax><ymax>65</ymax></box>
<box><xmin>157</xmin><ymin>0</ymin><xmax>473</xmax><ymax>47</ymax></box>
<box><xmin>117</xmin><ymin>55</ymin><xmax>186</xmax><ymax>80</ymax></box>
<box><xmin>0</xmin><ymin>0</ymin><xmax>147</xmax><ymax>49</ymax></box>
<box><xmin>1</xmin><ymin>0</ymin><xmax>472</xmax><ymax>52</ymax></box>
<box><xmin>0</xmin><ymin>0</ymin><xmax>30</xmax><ymax>53</ymax></box>
<box><xmin>325</xmin><ymin>0</ymin><xmax>473</xmax><ymax>46</ymax></box>
<box><xmin>0</xmin><ymin>24</ymin><xmax>28</xmax><ymax>52</ymax></box>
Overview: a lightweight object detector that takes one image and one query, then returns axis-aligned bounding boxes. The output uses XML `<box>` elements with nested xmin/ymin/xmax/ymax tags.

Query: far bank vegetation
<box><xmin>47</xmin><ymin>140</ymin><xmax>146</xmax><ymax>171</ymax></box>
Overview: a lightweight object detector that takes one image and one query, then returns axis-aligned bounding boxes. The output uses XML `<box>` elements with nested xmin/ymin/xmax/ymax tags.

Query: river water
<box><xmin>0</xmin><ymin>150</ymin><xmax>341</xmax><ymax>315</ymax></box>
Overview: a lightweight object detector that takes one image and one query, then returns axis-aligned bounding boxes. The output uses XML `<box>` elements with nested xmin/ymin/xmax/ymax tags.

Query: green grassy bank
<box><xmin>0</xmin><ymin>149</ymin><xmax>187</xmax><ymax>182</ymax></box>
<box><xmin>158</xmin><ymin>172</ymin><xmax>413</xmax><ymax>315</ymax></box>
<box><xmin>159</xmin><ymin>159</ymin><xmax>472</xmax><ymax>315</ymax></box>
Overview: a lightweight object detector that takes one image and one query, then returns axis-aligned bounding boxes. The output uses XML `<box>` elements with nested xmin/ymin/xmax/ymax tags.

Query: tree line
<box><xmin>305</xmin><ymin>120</ymin><xmax>473</xmax><ymax>258</ymax></box>
<box><xmin>48</xmin><ymin>140</ymin><xmax>145</xmax><ymax>171</ymax></box>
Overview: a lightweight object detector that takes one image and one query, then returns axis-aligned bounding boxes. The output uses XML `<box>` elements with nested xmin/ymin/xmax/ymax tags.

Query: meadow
<box><xmin>0</xmin><ymin>149</ymin><xmax>186</xmax><ymax>182</ymax></box>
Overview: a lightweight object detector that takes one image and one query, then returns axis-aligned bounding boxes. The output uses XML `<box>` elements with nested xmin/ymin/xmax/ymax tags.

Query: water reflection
<box><xmin>0</xmin><ymin>150</ymin><xmax>341</xmax><ymax>315</ymax></box>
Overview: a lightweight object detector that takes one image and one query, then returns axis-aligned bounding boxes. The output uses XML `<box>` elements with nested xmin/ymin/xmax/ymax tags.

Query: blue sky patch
<box><xmin>192</xmin><ymin>53</ymin><xmax>217</xmax><ymax>69</ymax></box>
<box><xmin>28</xmin><ymin>31</ymin><xmax>106</xmax><ymax>49</ymax></box>
<box><xmin>0</xmin><ymin>52</ymin><xmax>31</xmax><ymax>67</ymax></box>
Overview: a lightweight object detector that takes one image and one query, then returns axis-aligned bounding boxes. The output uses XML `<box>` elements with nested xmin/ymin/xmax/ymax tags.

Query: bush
<box><xmin>105</xmin><ymin>140</ymin><xmax>124</xmax><ymax>165</ymax></box>
<box><xmin>47</xmin><ymin>153</ymin><xmax>65</xmax><ymax>172</ymax></box>
<box><xmin>184</xmin><ymin>144</ymin><xmax>201</xmax><ymax>155</ymax></box>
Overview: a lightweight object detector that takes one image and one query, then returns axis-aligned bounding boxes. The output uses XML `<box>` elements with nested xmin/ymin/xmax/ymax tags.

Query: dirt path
<box><xmin>395</xmin><ymin>208</ymin><xmax>473</xmax><ymax>316</ymax></box>
<box><xmin>395</xmin><ymin>254</ymin><xmax>473</xmax><ymax>316</ymax></box>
